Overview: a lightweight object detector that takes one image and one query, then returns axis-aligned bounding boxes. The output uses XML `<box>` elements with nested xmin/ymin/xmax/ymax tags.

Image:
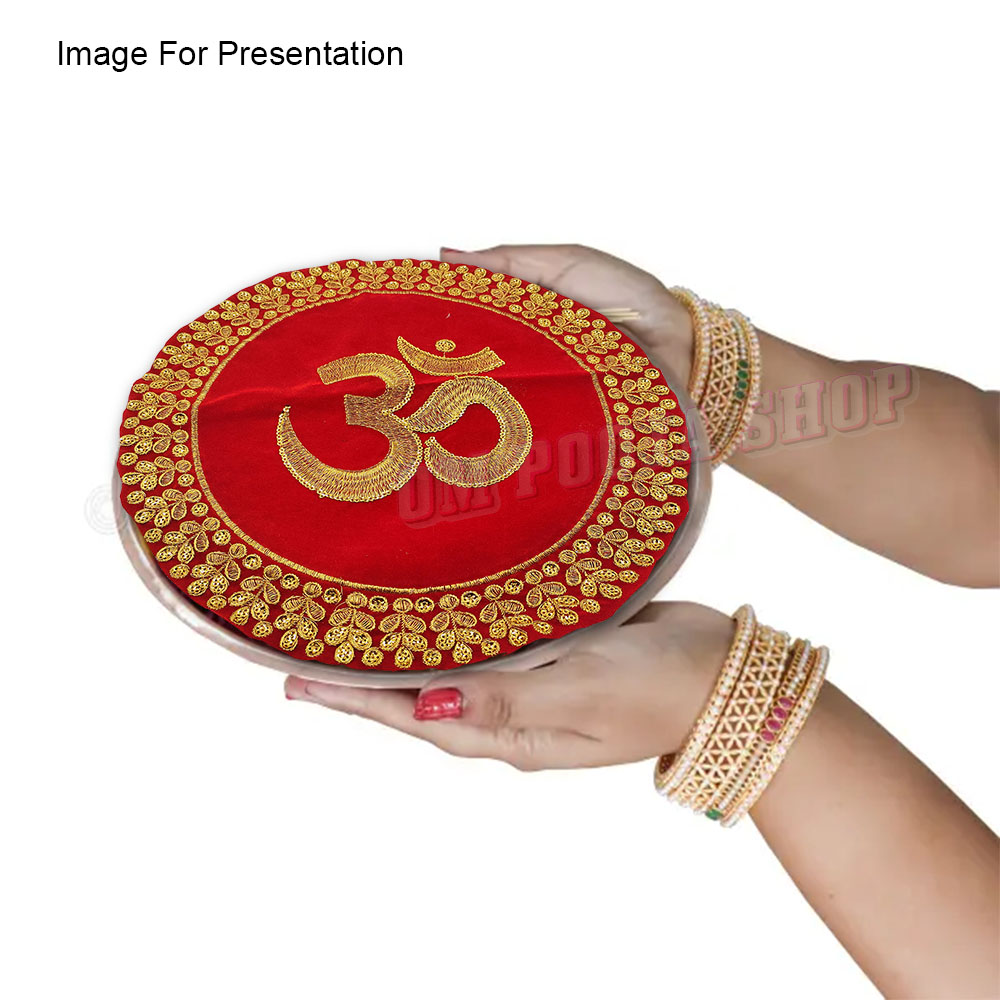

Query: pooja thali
<box><xmin>117</xmin><ymin>259</ymin><xmax>710</xmax><ymax>685</ymax></box>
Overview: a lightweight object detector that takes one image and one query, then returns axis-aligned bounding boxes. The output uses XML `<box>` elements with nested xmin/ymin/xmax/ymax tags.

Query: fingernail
<box><xmin>413</xmin><ymin>687</ymin><xmax>463</xmax><ymax>721</ymax></box>
<box><xmin>440</xmin><ymin>247</ymin><xmax>464</xmax><ymax>254</ymax></box>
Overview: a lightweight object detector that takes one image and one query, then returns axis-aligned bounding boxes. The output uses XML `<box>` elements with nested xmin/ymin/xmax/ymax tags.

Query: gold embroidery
<box><xmin>251</xmin><ymin>282</ymin><xmax>291</xmax><ymax>318</ymax></box>
<box><xmin>421</xmin><ymin>263</ymin><xmax>457</xmax><ymax>294</ymax></box>
<box><xmin>477</xmin><ymin>580</ymin><xmax>551</xmax><ymax>648</ymax></box>
<box><xmin>277</xmin><ymin>353</ymin><xmax>422</xmax><ymax>502</ymax></box>
<box><xmin>126</xmin><ymin>391</ymin><xmax>191</xmax><ymax>423</ymax></box>
<box><xmin>276</xmin><ymin>581</ymin><xmax>327</xmax><ymax>651</ymax></box>
<box><xmin>322</xmin><ymin>264</ymin><xmax>355</xmax><ymax>298</ymax></box>
<box><xmin>520</xmin><ymin>290</ymin><xmax>558</xmax><ymax>319</ymax></box>
<box><xmin>136</xmin><ymin>368</ymin><xmax>203</xmax><ymax>393</ymax></box>
<box><xmin>121</xmin><ymin>260</ymin><xmax>695</xmax><ymax>669</ymax></box>
<box><xmin>323</xmin><ymin>593</ymin><xmax>380</xmax><ymax>665</ymax></box>
<box><xmin>356</xmin><ymin>262</ymin><xmax>389</xmax><ymax>290</ymax></box>
<box><xmin>155</xmin><ymin>516</ymin><xmax>221</xmax><ymax>566</ymax></box>
<box><xmin>188</xmin><ymin>277</ymin><xmax>616</xmax><ymax>590</ymax></box>
<box><xmin>190</xmin><ymin>542</ymin><xmax>248</xmax><ymax>595</ymax></box>
<box><xmin>524</xmin><ymin>571</ymin><xmax>581</xmax><ymax>625</ymax></box>
<box><xmin>389</xmin><ymin>259</ymin><xmax>423</xmax><ymax>289</ymax></box>
<box><xmin>278</xmin><ymin>340</ymin><xmax>532</xmax><ymax>498</ymax></box>
<box><xmin>121</xmin><ymin>456</ymin><xmax>193</xmax><ymax>491</ymax></box>
<box><xmin>396</xmin><ymin>336</ymin><xmax>503</xmax><ymax>376</ymax></box>
<box><xmin>378</xmin><ymin>596</ymin><xmax>429</xmax><ymax>668</ymax></box>
<box><xmin>406</xmin><ymin>376</ymin><xmax>532</xmax><ymax>488</ymax></box>
<box><xmin>429</xmin><ymin>593</ymin><xmax>485</xmax><ymax>664</ymax></box>
<box><xmin>287</xmin><ymin>269</ymin><xmax>325</xmax><ymax>305</ymax></box>
<box><xmin>454</xmin><ymin>268</ymin><xmax>491</xmax><ymax>298</ymax></box>
<box><xmin>228</xmin><ymin>564</ymin><xmax>282</xmax><ymax>625</ymax></box>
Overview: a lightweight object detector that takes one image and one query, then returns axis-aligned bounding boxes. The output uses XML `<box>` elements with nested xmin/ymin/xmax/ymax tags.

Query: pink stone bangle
<box><xmin>722</xmin><ymin>645</ymin><xmax>829</xmax><ymax>827</ymax></box>
<box><xmin>685</xmin><ymin>626</ymin><xmax>790</xmax><ymax>814</ymax></box>
<box><xmin>653</xmin><ymin>616</ymin><xmax>830</xmax><ymax>830</ymax></box>
<box><xmin>709</xmin><ymin>639</ymin><xmax>812</xmax><ymax>818</ymax></box>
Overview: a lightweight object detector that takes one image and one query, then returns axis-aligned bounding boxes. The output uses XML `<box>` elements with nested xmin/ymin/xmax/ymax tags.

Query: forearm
<box><xmin>727</xmin><ymin>330</ymin><xmax>1000</xmax><ymax>586</ymax></box>
<box><xmin>751</xmin><ymin>683</ymin><xmax>1000</xmax><ymax>998</ymax></box>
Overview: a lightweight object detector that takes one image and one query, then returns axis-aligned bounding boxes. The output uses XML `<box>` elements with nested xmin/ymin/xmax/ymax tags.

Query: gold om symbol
<box><xmin>276</xmin><ymin>337</ymin><xmax>533</xmax><ymax>502</ymax></box>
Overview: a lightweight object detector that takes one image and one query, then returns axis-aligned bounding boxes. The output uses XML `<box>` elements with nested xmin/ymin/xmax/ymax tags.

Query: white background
<box><xmin>3</xmin><ymin>2</ymin><xmax>998</xmax><ymax>998</ymax></box>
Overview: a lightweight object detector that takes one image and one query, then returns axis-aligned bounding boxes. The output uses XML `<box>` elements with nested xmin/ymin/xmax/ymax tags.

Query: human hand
<box><xmin>284</xmin><ymin>602</ymin><xmax>733</xmax><ymax>770</ymax></box>
<box><xmin>440</xmin><ymin>244</ymin><xmax>695</xmax><ymax>387</ymax></box>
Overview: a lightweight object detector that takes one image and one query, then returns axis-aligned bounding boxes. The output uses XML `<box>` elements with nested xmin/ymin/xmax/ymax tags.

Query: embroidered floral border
<box><xmin>118</xmin><ymin>260</ymin><xmax>694</xmax><ymax>670</ymax></box>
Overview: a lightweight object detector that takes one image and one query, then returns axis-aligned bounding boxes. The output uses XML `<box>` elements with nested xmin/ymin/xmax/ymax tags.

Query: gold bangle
<box><xmin>680</xmin><ymin>624</ymin><xmax>790</xmax><ymax>814</ymax></box>
<box><xmin>669</xmin><ymin>286</ymin><xmax>711</xmax><ymax>403</ymax></box>
<box><xmin>669</xmin><ymin>287</ymin><xmax>762</xmax><ymax>467</ymax></box>
<box><xmin>653</xmin><ymin>607</ymin><xmax>829</xmax><ymax>827</ymax></box>
<box><xmin>713</xmin><ymin>309</ymin><xmax>762</xmax><ymax>464</ymax></box>
<box><xmin>653</xmin><ymin>605</ymin><xmax>756</xmax><ymax>796</ymax></box>
<box><xmin>699</xmin><ymin>301</ymin><xmax>743</xmax><ymax>453</ymax></box>
<box><xmin>709</xmin><ymin>639</ymin><xmax>812</xmax><ymax>818</ymax></box>
<box><xmin>722</xmin><ymin>645</ymin><xmax>829</xmax><ymax>826</ymax></box>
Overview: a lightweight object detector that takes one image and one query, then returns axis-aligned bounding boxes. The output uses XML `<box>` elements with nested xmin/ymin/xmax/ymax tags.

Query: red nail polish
<box><xmin>441</xmin><ymin>247</ymin><xmax>464</xmax><ymax>254</ymax></box>
<box><xmin>414</xmin><ymin>687</ymin><xmax>463</xmax><ymax>721</ymax></box>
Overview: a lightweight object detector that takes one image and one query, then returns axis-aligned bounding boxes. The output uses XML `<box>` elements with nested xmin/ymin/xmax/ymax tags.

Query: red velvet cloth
<box><xmin>118</xmin><ymin>260</ymin><xmax>696</xmax><ymax>672</ymax></box>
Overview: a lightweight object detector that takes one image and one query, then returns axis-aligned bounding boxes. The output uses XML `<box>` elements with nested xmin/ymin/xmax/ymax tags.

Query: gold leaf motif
<box><xmin>422</xmin><ymin>264</ymin><xmax>456</xmax><ymax>294</ymax></box>
<box><xmin>391</xmin><ymin>259</ymin><xmax>423</xmax><ymax>289</ymax></box>
<box><xmin>356</xmin><ymin>262</ymin><xmax>388</xmax><ymax>289</ymax></box>
<box><xmin>287</xmin><ymin>268</ymin><xmax>325</xmax><ymax>304</ymax></box>
<box><xmin>323</xmin><ymin>264</ymin><xmax>355</xmax><ymax>298</ymax></box>
<box><xmin>454</xmin><ymin>268</ymin><xmax>490</xmax><ymax>298</ymax></box>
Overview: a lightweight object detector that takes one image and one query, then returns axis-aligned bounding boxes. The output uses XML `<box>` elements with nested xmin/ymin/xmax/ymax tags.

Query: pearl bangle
<box><xmin>669</xmin><ymin>288</ymin><xmax>762</xmax><ymax>466</ymax></box>
<box><xmin>711</xmin><ymin>639</ymin><xmax>812</xmax><ymax>818</ymax></box>
<box><xmin>654</xmin><ymin>605</ymin><xmax>756</xmax><ymax>796</ymax></box>
<box><xmin>681</xmin><ymin>625</ymin><xmax>790</xmax><ymax>815</ymax></box>
<box><xmin>654</xmin><ymin>606</ymin><xmax>829</xmax><ymax>827</ymax></box>
<box><xmin>722</xmin><ymin>646</ymin><xmax>829</xmax><ymax>826</ymax></box>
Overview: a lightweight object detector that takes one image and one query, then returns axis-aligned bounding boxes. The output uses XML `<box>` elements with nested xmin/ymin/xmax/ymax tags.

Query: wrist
<box><xmin>654</xmin><ymin>604</ymin><xmax>735</xmax><ymax>753</ymax></box>
<box><xmin>654</xmin><ymin>606</ymin><xmax>830</xmax><ymax>825</ymax></box>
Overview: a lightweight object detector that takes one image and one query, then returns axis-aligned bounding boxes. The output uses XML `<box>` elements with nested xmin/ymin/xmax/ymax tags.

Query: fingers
<box><xmin>284</xmin><ymin>603</ymin><xmax>727</xmax><ymax>772</ymax></box>
<box><xmin>284</xmin><ymin>673</ymin><xmax>607</xmax><ymax>769</ymax></box>
<box><xmin>421</xmin><ymin>650</ymin><xmax>615</xmax><ymax>735</ymax></box>
<box><xmin>285</xmin><ymin>674</ymin><xmax>497</xmax><ymax>758</ymax></box>
<box><xmin>437</xmin><ymin>245</ymin><xmax>691</xmax><ymax>371</ymax></box>
<box><xmin>440</xmin><ymin>244</ymin><xmax>583</xmax><ymax>288</ymax></box>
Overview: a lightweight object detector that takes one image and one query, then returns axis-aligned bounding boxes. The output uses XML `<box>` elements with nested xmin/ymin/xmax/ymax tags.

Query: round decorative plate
<box><xmin>117</xmin><ymin>259</ymin><xmax>708</xmax><ymax>678</ymax></box>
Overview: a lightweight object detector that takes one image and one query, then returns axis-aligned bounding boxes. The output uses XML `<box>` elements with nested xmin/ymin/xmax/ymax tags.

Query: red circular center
<box><xmin>195</xmin><ymin>293</ymin><xmax>611</xmax><ymax>588</ymax></box>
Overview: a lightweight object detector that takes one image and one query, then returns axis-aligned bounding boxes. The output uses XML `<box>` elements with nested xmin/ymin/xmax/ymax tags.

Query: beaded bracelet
<box><xmin>669</xmin><ymin>287</ymin><xmax>762</xmax><ymax>466</ymax></box>
<box><xmin>654</xmin><ymin>606</ymin><xmax>828</xmax><ymax>826</ymax></box>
